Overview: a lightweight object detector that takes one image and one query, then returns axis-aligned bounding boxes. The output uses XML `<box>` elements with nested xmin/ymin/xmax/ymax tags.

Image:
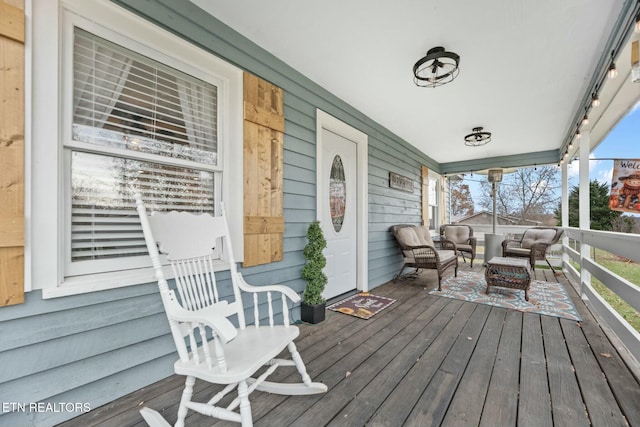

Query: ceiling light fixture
<box><xmin>464</xmin><ymin>126</ymin><xmax>492</xmax><ymax>147</ymax></box>
<box><xmin>576</xmin><ymin>129</ymin><xmax>581</xmax><ymax>139</ymax></box>
<box><xmin>591</xmin><ymin>92</ymin><xmax>600</xmax><ymax>108</ymax></box>
<box><xmin>413</xmin><ymin>46</ymin><xmax>460</xmax><ymax>88</ymax></box>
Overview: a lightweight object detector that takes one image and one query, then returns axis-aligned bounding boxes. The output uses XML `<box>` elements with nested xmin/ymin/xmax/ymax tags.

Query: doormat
<box><xmin>429</xmin><ymin>271</ymin><xmax>582</xmax><ymax>321</ymax></box>
<box><xmin>327</xmin><ymin>292</ymin><xmax>396</xmax><ymax>319</ymax></box>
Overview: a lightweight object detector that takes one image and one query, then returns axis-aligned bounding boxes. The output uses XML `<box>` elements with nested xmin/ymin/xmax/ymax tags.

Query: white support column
<box><xmin>579</xmin><ymin>130</ymin><xmax>591</xmax><ymax>298</ymax></box>
<box><xmin>561</xmin><ymin>160</ymin><xmax>569</xmax><ymax>269</ymax></box>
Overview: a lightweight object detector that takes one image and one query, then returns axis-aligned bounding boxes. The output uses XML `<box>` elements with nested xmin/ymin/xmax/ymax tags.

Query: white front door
<box><xmin>320</xmin><ymin>128</ymin><xmax>358</xmax><ymax>299</ymax></box>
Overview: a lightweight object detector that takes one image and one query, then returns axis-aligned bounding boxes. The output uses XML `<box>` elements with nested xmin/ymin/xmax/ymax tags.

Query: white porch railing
<box><xmin>562</xmin><ymin>227</ymin><xmax>640</xmax><ymax>366</ymax></box>
<box><xmin>462</xmin><ymin>223</ymin><xmax>640</xmax><ymax>366</ymax></box>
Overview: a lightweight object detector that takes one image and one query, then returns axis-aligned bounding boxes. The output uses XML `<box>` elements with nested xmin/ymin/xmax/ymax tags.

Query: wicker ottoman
<box><xmin>485</xmin><ymin>256</ymin><xmax>532</xmax><ymax>301</ymax></box>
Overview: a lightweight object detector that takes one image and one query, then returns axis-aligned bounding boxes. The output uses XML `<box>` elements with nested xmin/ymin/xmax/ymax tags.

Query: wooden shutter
<box><xmin>0</xmin><ymin>0</ymin><xmax>25</xmax><ymax>306</ymax></box>
<box><xmin>242</xmin><ymin>73</ymin><xmax>284</xmax><ymax>267</ymax></box>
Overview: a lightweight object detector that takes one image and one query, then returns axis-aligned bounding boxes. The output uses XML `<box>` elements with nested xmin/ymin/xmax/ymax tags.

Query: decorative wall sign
<box><xmin>389</xmin><ymin>172</ymin><xmax>413</xmax><ymax>193</ymax></box>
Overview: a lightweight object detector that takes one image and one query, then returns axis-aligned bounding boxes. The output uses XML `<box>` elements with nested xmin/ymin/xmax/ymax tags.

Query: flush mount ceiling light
<box><xmin>413</xmin><ymin>46</ymin><xmax>460</xmax><ymax>88</ymax></box>
<box><xmin>464</xmin><ymin>126</ymin><xmax>492</xmax><ymax>147</ymax></box>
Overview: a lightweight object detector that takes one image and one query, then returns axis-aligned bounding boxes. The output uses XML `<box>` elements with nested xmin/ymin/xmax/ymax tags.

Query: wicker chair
<box><xmin>391</xmin><ymin>224</ymin><xmax>458</xmax><ymax>290</ymax></box>
<box><xmin>439</xmin><ymin>224</ymin><xmax>477</xmax><ymax>267</ymax></box>
<box><xmin>501</xmin><ymin>226</ymin><xmax>564</xmax><ymax>271</ymax></box>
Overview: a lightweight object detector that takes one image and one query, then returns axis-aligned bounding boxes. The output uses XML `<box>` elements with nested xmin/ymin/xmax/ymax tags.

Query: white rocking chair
<box><xmin>134</xmin><ymin>194</ymin><xmax>327</xmax><ymax>427</ymax></box>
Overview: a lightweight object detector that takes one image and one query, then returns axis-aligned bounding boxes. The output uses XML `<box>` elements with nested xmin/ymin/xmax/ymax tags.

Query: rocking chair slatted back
<box><xmin>135</xmin><ymin>197</ymin><xmax>239</xmax><ymax>371</ymax></box>
<box><xmin>135</xmin><ymin>194</ymin><xmax>327</xmax><ymax>427</ymax></box>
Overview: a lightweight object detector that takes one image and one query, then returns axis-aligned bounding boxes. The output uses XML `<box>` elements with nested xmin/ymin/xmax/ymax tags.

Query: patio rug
<box><xmin>429</xmin><ymin>271</ymin><xmax>582</xmax><ymax>321</ymax></box>
<box><xmin>327</xmin><ymin>292</ymin><xmax>396</xmax><ymax>320</ymax></box>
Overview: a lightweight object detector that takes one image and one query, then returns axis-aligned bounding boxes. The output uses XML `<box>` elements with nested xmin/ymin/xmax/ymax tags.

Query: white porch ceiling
<box><xmin>192</xmin><ymin>0</ymin><xmax>632</xmax><ymax>168</ymax></box>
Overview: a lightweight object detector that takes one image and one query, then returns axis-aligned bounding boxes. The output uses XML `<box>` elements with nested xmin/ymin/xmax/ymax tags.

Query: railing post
<box><xmin>579</xmin><ymin>130</ymin><xmax>591</xmax><ymax>299</ymax></box>
<box><xmin>561</xmin><ymin>160</ymin><xmax>569</xmax><ymax>271</ymax></box>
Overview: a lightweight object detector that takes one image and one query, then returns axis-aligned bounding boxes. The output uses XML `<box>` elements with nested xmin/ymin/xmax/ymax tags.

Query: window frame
<box><xmin>62</xmin><ymin>19</ymin><xmax>223</xmax><ymax>277</ymax></box>
<box><xmin>30</xmin><ymin>0</ymin><xmax>243</xmax><ymax>298</ymax></box>
<box><xmin>428</xmin><ymin>172</ymin><xmax>442</xmax><ymax>231</ymax></box>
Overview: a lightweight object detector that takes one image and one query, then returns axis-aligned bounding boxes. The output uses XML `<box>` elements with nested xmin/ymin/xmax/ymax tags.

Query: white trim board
<box><xmin>316</xmin><ymin>109</ymin><xmax>368</xmax><ymax>292</ymax></box>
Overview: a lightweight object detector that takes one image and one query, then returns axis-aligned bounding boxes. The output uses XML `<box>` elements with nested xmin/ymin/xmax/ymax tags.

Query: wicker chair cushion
<box><xmin>413</xmin><ymin>226</ymin><xmax>435</xmax><ymax>247</ymax></box>
<box><xmin>443</xmin><ymin>226</ymin><xmax>470</xmax><ymax>243</ymax></box>
<box><xmin>521</xmin><ymin>228</ymin><xmax>557</xmax><ymax>249</ymax></box>
<box><xmin>437</xmin><ymin>250</ymin><xmax>456</xmax><ymax>262</ymax></box>
<box><xmin>396</xmin><ymin>227</ymin><xmax>420</xmax><ymax>248</ymax></box>
<box><xmin>396</xmin><ymin>225</ymin><xmax>434</xmax><ymax>248</ymax></box>
<box><xmin>454</xmin><ymin>243</ymin><xmax>472</xmax><ymax>252</ymax></box>
<box><xmin>504</xmin><ymin>247</ymin><xmax>531</xmax><ymax>257</ymax></box>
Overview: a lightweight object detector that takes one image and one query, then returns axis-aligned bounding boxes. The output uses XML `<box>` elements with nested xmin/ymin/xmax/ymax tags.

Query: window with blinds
<box><xmin>428</xmin><ymin>177</ymin><xmax>439</xmax><ymax>230</ymax></box>
<box><xmin>66</xmin><ymin>27</ymin><xmax>220</xmax><ymax>275</ymax></box>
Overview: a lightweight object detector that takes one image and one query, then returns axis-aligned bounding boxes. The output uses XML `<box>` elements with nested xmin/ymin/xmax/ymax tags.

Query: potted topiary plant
<box><xmin>300</xmin><ymin>220</ymin><xmax>328</xmax><ymax>324</ymax></box>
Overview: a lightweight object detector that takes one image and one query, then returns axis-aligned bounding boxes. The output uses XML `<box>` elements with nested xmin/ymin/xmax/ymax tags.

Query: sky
<box><xmin>568</xmin><ymin>101</ymin><xmax>640</xmax><ymax>187</ymax></box>
<box><xmin>459</xmin><ymin>101</ymin><xmax>640</xmax><ymax>212</ymax></box>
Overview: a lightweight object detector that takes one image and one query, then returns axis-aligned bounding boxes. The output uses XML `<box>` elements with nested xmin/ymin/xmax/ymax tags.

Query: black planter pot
<box><xmin>301</xmin><ymin>301</ymin><xmax>326</xmax><ymax>324</ymax></box>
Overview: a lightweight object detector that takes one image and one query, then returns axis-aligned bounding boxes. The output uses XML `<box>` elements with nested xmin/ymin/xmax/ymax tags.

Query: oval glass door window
<box><xmin>329</xmin><ymin>155</ymin><xmax>346</xmax><ymax>232</ymax></box>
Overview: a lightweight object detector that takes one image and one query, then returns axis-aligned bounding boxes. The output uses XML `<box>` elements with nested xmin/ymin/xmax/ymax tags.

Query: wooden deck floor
<box><xmin>59</xmin><ymin>264</ymin><xmax>640</xmax><ymax>427</ymax></box>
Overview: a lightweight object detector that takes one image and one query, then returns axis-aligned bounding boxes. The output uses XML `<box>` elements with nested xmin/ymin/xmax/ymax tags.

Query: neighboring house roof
<box><xmin>453</xmin><ymin>211</ymin><xmax>541</xmax><ymax>226</ymax></box>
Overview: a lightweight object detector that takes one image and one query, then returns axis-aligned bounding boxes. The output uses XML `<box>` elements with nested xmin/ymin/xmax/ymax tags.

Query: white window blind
<box><xmin>67</xmin><ymin>27</ymin><xmax>219</xmax><ymax>273</ymax></box>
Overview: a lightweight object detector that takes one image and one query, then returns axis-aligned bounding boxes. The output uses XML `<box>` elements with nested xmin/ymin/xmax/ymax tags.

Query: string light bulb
<box><xmin>635</xmin><ymin>15</ymin><xmax>640</xmax><ymax>33</ymax></box>
<box><xmin>591</xmin><ymin>93</ymin><xmax>600</xmax><ymax>108</ymax></box>
<box><xmin>581</xmin><ymin>113</ymin><xmax>589</xmax><ymax>127</ymax></box>
<box><xmin>576</xmin><ymin>129</ymin><xmax>581</xmax><ymax>139</ymax></box>
<box><xmin>608</xmin><ymin>50</ymin><xmax>618</xmax><ymax>79</ymax></box>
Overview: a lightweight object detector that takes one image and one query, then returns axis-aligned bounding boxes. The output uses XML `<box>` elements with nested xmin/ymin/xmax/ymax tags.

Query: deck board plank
<box><xmin>255</xmin><ymin>285</ymin><xmax>445</xmax><ymax>426</ymax></box>
<box><xmin>479</xmin><ymin>309</ymin><xmax>522</xmax><ymax>427</ymax></box>
<box><xmin>57</xmin><ymin>264</ymin><xmax>640</xmax><ymax>427</ymax></box>
<box><xmin>565</xmin><ymin>281</ymin><xmax>640</xmax><ymax>426</ymax></box>
<box><xmin>541</xmin><ymin>314</ymin><xmax>591</xmax><ymax>426</ymax></box>
<box><xmin>323</xmin><ymin>296</ymin><xmax>456</xmax><ymax>426</ymax></box>
<box><xmin>397</xmin><ymin>303</ymin><xmax>492</xmax><ymax>427</ymax></box>
<box><xmin>518</xmin><ymin>313</ymin><xmax>553</xmax><ymax>427</ymax></box>
<box><xmin>439</xmin><ymin>307</ymin><xmax>507</xmax><ymax>427</ymax></box>
<box><xmin>360</xmin><ymin>300</ymin><xmax>483</xmax><ymax>427</ymax></box>
<box><xmin>561</xmin><ymin>318</ymin><xmax>628</xmax><ymax>426</ymax></box>
<box><xmin>294</xmin><ymin>295</ymin><xmax>454</xmax><ymax>426</ymax></box>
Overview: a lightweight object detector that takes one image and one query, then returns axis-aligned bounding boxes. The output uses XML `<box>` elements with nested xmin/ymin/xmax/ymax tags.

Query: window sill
<box><xmin>41</xmin><ymin>259</ymin><xmax>230</xmax><ymax>299</ymax></box>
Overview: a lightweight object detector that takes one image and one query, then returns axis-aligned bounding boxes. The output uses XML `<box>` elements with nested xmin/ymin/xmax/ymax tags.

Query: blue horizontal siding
<box><xmin>0</xmin><ymin>0</ymin><xmax>442</xmax><ymax>425</ymax></box>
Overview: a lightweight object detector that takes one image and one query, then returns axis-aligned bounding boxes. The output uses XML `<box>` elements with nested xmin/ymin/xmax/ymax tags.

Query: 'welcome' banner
<box><xmin>609</xmin><ymin>159</ymin><xmax>640</xmax><ymax>213</ymax></box>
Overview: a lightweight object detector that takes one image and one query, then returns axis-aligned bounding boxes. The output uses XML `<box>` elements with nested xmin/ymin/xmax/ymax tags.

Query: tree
<box><xmin>611</xmin><ymin>215</ymin><xmax>638</xmax><ymax>233</ymax></box>
<box><xmin>478</xmin><ymin>166</ymin><xmax>560</xmax><ymax>223</ymax></box>
<box><xmin>555</xmin><ymin>180</ymin><xmax>622</xmax><ymax>230</ymax></box>
<box><xmin>450</xmin><ymin>180</ymin><xmax>474</xmax><ymax>217</ymax></box>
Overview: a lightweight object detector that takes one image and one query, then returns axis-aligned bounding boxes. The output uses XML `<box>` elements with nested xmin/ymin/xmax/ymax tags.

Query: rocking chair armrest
<box><xmin>163</xmin><ymin>291</ymin><xmax>238</xmax><ymax>343</ymax></box>
<box><xmin>235</xmin><ymin>272</ymin><xmax>301</xmax><ymax>303</ymax></box>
